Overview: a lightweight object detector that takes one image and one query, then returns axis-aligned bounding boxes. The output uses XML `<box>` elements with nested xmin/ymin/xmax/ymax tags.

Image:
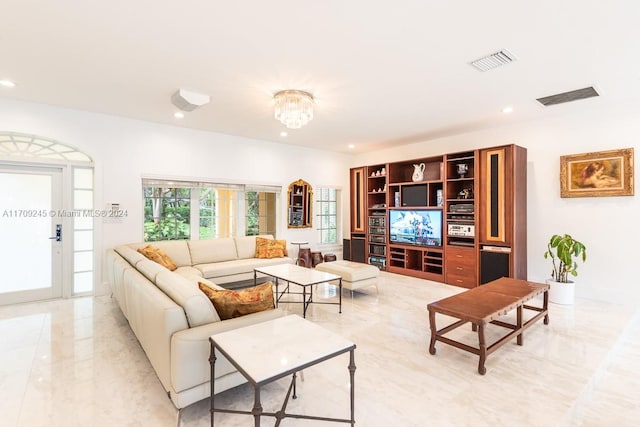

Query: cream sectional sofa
<box><xmin>105</xmin><ymin>235</ymin><xmax>294</xmax><ymax>410</ymax></box>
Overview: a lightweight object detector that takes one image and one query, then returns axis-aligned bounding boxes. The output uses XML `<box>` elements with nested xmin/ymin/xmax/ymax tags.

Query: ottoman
<box><xmin>315</xmin><ymin>260</ymin><xmax>379</xmax><ymax>296</ymax></box>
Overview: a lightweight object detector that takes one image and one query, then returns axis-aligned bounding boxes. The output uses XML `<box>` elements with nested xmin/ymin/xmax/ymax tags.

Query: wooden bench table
<box><xmin>427</xmin><ymin>277</ymin><xmax>549</xmax><ymax>374</ymax></box>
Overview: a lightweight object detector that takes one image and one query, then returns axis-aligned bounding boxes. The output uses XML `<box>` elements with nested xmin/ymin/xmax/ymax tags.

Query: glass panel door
<box><xmin>0</xmin><ymin>165</ymin><xmax>63</xmax><ymax>305</ymax></box>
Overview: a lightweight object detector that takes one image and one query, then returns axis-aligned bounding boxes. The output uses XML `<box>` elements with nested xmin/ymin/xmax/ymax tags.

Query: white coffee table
<box><xmin>254</xmin><ymin>263</ymin><xmax>343</xmax><ymax>318</ymax></box>
<box><xmin>209</xmin><ymin>315</ymin><xmax>356</xmax><ymax>426</ymax></box>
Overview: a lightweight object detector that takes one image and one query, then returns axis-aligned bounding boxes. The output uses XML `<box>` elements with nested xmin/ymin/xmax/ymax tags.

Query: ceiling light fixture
<box><xmin>280</xmin><ymin>131</ymin><xmax>288</xmax><ymax>137</ymax></box>
<box><xmin>502</xmin><ymin>106</ymin><xmax>513</xmax><ymax>114</ymax></box>
<box><xmin>174</xmin><ymin>111</ymin><xmax>185</xmax><ymax>119</ymax></box>
<box><xmin>273</xmin><ymin>90</ymin><xmax>314</xmax><ymax>129</ymax></box>
<box><xmin>0</xmin><ymin>80</ymin><xmax>16</xmax><ymax>88</ymax></box>
<box><xmin>171</xmin><ymin>89</ymin><xmax>210</xmax><ymax>112</ymax></box>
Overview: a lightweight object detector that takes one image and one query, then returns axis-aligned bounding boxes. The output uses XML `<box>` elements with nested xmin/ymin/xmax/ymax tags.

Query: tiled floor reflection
<box><xmin>1</xmin><ymin>272</ymin><xmax>638</xmax><ymax>426</ymax></box>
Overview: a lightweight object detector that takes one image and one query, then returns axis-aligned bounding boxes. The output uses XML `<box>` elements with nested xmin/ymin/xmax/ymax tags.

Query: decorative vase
<box><xmin>457</xmin><ymin>163</ymin><xmax>468</xmax><ymax>178</ymax></box>
<box><xmin>547</xmin><ymin>279</ymin><xmax>575</xmax><ymax>305</ymax></box>
<box><xmin>412</xmin><ymin>163</ymin><xmax>425</xmax><ymax>182</ymax></box>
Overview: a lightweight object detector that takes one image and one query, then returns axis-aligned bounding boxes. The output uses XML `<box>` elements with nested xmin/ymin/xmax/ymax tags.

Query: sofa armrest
<box><xmin>170</xmin><ymin>308</ymin><xmax>287</xmax><ymax>394</ymax></box>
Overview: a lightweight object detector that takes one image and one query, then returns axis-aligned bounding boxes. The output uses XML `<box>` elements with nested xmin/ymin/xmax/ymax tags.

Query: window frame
<box><xmin>142</xmin><ymin>178</ymin><xmax>280</xmax><ymax>241</ymax></box>
<box><xmin>316</xmin><ymin>187</ymin><xmax>340</xmax><ymax>245</ymax></box>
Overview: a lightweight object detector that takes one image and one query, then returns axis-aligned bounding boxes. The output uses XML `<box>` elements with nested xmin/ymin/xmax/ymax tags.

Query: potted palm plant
<box><xmin>543</xmin><ymin>233</ymin><xmax>587</xmax><ymax>304</ymax></box>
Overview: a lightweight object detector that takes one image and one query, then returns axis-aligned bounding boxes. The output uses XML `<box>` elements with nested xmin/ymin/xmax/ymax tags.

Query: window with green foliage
<box><xmin>199</xmin><ymin>188</ymin><xmax>215</xmax><ymax>240</ymax></box>
<box><xmin>143</xmin><ymin>180</ymin><xmax>279</xmax><ymax>242</ymax></box>
<box><xmin>144</xmin><ymin>187</ymin><xmax>191</xmax><ymax>241</ymax></box>
<box><xmin>316</xmin><ymin>187</ymin><xmax>339</xmax><ymax>244</ymax></box>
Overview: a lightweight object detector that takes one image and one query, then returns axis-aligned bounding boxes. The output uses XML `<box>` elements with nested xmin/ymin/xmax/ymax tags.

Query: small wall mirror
<box><xmin>287</xmin><ymin>179</ymin><xmax>312</xmax><ymax>228</ymax></box>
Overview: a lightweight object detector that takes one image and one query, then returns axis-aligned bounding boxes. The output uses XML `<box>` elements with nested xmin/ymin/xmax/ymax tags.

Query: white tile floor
<box><xmin>1</xmin><ymin>272</ymin><xmax>638</xmax><ymax>427</ymax></box>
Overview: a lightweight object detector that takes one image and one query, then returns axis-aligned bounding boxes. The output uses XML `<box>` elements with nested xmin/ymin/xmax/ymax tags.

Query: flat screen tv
<box><xmin>401</xmin><ymin>184</ymin><xmax>428</xmax><ymax>207</ymax></box>
<box><xmin>389</xmin><ymin>209</ymin><xmax>442</xmax><ymax>247</ymax></box>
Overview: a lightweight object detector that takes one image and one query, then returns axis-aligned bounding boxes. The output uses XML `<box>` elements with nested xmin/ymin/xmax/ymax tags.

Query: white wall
<box><xmin>353</xmin><ymin>107</ymin><xmax>640</xmax><ymax>304</ymax></box>
<box><xmin>0</xmin><ymin>99</ymin><xmax>353</xmax><ymax>295</ymax></box>
<box><xmin>3</xmin><ymin>98</ymin><xmax>637</xmax><ymax>304</ymax></box>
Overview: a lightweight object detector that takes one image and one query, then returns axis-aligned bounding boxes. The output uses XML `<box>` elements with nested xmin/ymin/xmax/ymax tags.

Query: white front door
<box><xmin>0</xmin><ymin>165</ymin><xmax>63</xmax><ymax>305</ymax></box>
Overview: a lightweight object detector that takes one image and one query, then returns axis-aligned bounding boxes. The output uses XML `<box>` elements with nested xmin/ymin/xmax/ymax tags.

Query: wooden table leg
<box><xmin>428</xmin><ymin>309</ymin><xmax>437</xmax><ymax>355</ymax></box>
<box><xmin>517</xmin><ymin>305</ymin><xmax>523</xmax><ymax>345</ymax></box>
<box><xmin>543</xmin><ymin>290</ymin><xmax>550</xmax><ymax>325</ymax></box>
<box><xmin>477</xmin><ymin>322</ymin><xmax>487</xmax><ymax>375</ymax></box>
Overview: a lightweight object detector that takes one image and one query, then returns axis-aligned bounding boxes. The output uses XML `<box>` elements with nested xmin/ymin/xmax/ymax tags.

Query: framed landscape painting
<box><xmin>560</xmin><ymin>148</ymin><xmax>634</xmax><ymax>198</ymax></box>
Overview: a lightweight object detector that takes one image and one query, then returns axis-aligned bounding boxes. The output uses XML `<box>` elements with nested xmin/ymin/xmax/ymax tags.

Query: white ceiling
<box><xmin>2</xmin><ymin>1</ymin><xmax>640</xmax><ymax>152</ymax></box>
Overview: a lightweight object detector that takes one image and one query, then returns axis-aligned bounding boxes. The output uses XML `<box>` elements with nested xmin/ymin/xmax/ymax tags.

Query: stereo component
<box><xmin>450</xmin><ymin>203</ymin><xmax>474</xmax><ymax>213</ymax></box>
<box><xmin>368</xmin><ymin>216</ymin><xmax>386</xmax><ymax>226</ymax></box>
<box><xmin>369</xmin><ymin>226</ymin><xmax>386</xmax><ymax>235</ymax></box>
<box><xmin>448</xmin><ymin>223</ymin><xmax>475</xmax><ymax>237</ymax></box>
<box><xmin>368</xmin><ymin>235</ymin><xmax>386</xmax><ymax>244</ymax></box>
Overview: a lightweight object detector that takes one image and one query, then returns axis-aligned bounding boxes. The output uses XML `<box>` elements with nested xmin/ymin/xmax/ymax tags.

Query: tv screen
<box><xmin>389</xmin><ymin>209</ymin><xmax>442</xmax><ymax>247</ymax></box>
<box><xmin>401</xmin><ymin>185</ymin><xmax>427</xmax><ymax>207</ymax></box>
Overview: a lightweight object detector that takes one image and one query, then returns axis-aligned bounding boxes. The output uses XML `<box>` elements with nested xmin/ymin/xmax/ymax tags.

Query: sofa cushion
<box><xmin>114</xmin><ymin>245</ymin><xmax>148</xmax><ymax>266</ymax></box>
<box><xmin>137</xmin><ymin>245</ymin><xmax>178</xmax><ymax>271</ymax></box>
<box><xmin>195</xmin><ymin>257</ymin><xmax>294</xmax><ymax>280</ymax></box>
<box><xmin>235</xmin><ymin>235</ymin><xmax>261</xmax><ymax>259</ymax></box>
<box><xmin>195</xmin><ymin>258</ymin><xmax>261</xmax><ymax>279</ymax></box>
<box><xmin>198</xmin><ymin>281</ymin><xmax>275</xmax><ymax>320</ymax></box>
<box><xmin>188</xmin><ymin>238</ymin><xmax>238</xmax><ymax>264</ymax></box>
<box><xmin>194</xmin><ymin>277</ymin><xmax>225</xmax><ymax>291</ymax></box>
<box><xmin>173</xmin><ymin>266</ymin><xmax>204</xmax><ymax>279</ymax></box>
<box><xmin>136</xmin><ymin>259</ymin><xmax>169</xmax><ymax>282</ymax></box>
<box><xmin>130</xmin><ymin>241</ymin><xmax>192</xmax><ymax>268</ymax></box>
<box><xmin>315</xmin><ymin>260</ymin><xmax>380</xmax><ymax>282</ymax></box>
<box><xmin>155</xmin><ymin>271</ymin><xmax>221</xmax><ymax>325</ymax></box>
<box><xmin>255</xmin><ymin>237</ymin><xmax>287</xmax><ymax>258</ymax></box>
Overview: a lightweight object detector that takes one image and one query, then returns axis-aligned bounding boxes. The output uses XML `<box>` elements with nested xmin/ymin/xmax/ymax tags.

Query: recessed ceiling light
<box><xmin>348</xmin><ymin>144</ymin><xmax>355</xmax><ymax>149</ymax></box>
<box><xmin>0</xmin><ymin>80</ymin><xmax>16</xmax><ymax>88</ymax></box>
<box><xmin>174</xmin><ymin>111</ymin><xmax>184</xmax><ymax>119</ymax></box>
<box><xmin>280</xmin><ymin>131</ymin><xmax>288</xmax><ymax>137</ymax></box>
<box><xmin>502</xmin><ymin>106</ymin><xmax>513</xmax><ymax>114</ymax></box>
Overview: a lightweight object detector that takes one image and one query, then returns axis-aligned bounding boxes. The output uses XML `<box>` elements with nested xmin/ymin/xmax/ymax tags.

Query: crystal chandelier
<box><xmin>273</xmin><ymin>90</ymin><xmax>314</xmax><ymax>129</ymax></box>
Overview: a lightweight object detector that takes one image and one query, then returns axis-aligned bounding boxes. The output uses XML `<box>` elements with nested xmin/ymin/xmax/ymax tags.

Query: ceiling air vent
<box><xmin>536</xmin><ymin>86</ymin><xmax>600</xmax><ymax>106</ymax></box>
<box><xmin>470</xmin><ymin>49</ymin><xmax>516</xmax><ymax>72</ymax></box>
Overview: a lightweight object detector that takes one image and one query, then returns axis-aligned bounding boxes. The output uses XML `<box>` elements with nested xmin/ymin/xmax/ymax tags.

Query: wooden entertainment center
<box><xmin>347</xmin><ymin>144</ymin><xmax>527</xmax><ymax>288</ymax></box>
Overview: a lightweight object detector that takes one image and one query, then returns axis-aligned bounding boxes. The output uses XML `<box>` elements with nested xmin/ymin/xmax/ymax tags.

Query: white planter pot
<box><xmin>547</xmin><ymin>279</ymin><xmax>575</xmax><ymax>305</ymax></box>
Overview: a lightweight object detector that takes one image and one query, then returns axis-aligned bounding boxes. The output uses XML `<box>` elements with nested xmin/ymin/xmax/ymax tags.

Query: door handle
<box><xmin>48</xmin><ymin>224</ymin><xmax>62</xmax><ymax>242</ymax></box>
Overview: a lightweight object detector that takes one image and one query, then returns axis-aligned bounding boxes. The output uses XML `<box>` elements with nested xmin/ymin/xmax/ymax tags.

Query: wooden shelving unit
<box><xmin>349</xmin><ymin>144</ymin><xmax>527</xmax><ymax>288</ymax></box>
<box><xmin>365</xmin><ymin>163</ymin><xmax>387</xmax><ymax>270</ymax></box>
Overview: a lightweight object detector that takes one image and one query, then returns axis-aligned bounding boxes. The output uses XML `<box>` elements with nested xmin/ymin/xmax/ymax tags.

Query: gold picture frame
<box><xmin>560</xmin><ymin>148</ymin><xmax>634</xmax><ymax>198</ymax></box>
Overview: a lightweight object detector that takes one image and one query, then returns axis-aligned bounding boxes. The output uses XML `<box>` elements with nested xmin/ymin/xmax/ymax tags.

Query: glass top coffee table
<box><xmin>209</xmin><ymin>314</ymin><xmax>356</xmax><ymax>426</ymax></box>
<box><xmin>254</xmin><ymin>263</ymin><xmax>343</xmax><ymax>318</ymax></box>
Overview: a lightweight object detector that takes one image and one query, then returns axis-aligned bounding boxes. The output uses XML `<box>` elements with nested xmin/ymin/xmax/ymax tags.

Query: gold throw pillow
<box><xmin>255</xmin><ymin>237</ymin><xmax>287</xmax><ymax>259</ymax></box>
<box><xmin>137</xmin><ymin>245</ymin><xmax>178</xmax><ymax>271</ymax></box>
<box><xmin>198</xmin><ymin>281</ymin><xmax>275</xmax><ymax>320</ymax></box>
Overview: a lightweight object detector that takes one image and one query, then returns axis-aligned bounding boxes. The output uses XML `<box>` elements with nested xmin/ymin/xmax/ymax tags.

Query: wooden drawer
<box><xmin>447</xmin><ymin>247</ymin><xmax>476</xmax><ymax>269</ymax></box>
<box><xmin>446</xmin><ymin>246</ymin><xmax>477</xmax><ymax>288</ymax></box>
<box><xmin>446</xmin><ymin>262</ymin><xmax>476</xmax><ymax>277</ymax></box>
<box><xmin>446</xmin><ymin>271</ymin><xmax>476</xmax><ymax>289</ymax></box>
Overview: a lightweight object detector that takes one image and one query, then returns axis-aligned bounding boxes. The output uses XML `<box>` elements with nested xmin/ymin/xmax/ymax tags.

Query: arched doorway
<box><xmin>0</xmin><ymin>132</ymin><xmax>94</xmax><ymax>305</ymax></box>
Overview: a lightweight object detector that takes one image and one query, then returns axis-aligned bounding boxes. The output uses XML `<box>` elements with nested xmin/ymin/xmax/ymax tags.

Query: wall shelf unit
<box><xmin>349</xmin><ymin>144</ymin><xmax>526</xmax><ymax>288</ymax></box>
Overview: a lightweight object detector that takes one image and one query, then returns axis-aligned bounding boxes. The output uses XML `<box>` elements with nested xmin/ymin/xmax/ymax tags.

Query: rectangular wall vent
<box><xmin>536</xmin><ymin>86</ymin><xmax>600</xmax><ymax>106</ymax></box>
<box><xmin>470</xmin><ymin>49</ymin><xmax>516</xmax><ymax>72</ymax></box>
